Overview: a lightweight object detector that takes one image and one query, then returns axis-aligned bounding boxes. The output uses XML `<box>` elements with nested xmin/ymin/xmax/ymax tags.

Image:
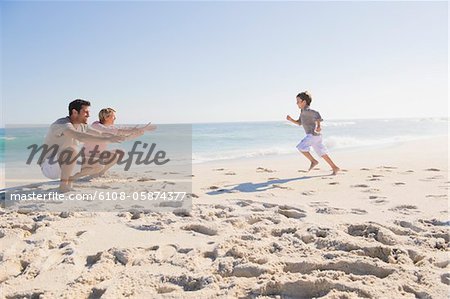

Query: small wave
<box><xmin>415</xmin><ymin>117</ymin><xmax>449</xmax><ymax>123</ymax></box>
<box><xmin>0</xmin><ymin>137</ymin><xmax>16</xmax><ymax>141</ymax></box>
<box><xmin>193</xmin><ymin>147</ymin><xmax>296</xmax><ymax>163</ymax></box>
<box><xmin>324</xmin><ymin>135</ymin><xmax>433</xmax><ymax>150</ymax></box>
<box><xmin>322</xmin><ymin>121</ymin><xmax>356</xmax><ymax>127</ymax></box>
<box><xmin>284</xmin><ymin>121</ymin><xmax>356</xmax><ymax>127</ymax></box>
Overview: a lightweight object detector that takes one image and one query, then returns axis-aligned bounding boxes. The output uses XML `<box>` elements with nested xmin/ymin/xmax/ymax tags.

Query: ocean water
<box><xmin>0</xmin><ymin>118</ymin><xmax>448</xmax><ymax>166</ymax></box>
<box><xmin>192</xmin><ymin>118</ymin><xmax>448</xmax><ymax>163</ymax></box>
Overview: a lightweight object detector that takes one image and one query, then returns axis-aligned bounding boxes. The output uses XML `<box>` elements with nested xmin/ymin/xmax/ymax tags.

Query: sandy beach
<box><xmin>0</xmin><ymin>136</ymin><xmax>448</xmax><ymax>298</ymax></box>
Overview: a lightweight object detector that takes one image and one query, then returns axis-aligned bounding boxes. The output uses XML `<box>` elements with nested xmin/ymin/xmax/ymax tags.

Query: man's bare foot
<box><xmin>58</xmin><ymin>180</ymin><xmax>74</xmax><ymax>193</ymax></box>
<box><xmin>58</xmin><ymin>185</ymin><xmax>74</xmax><ymax>193</ymax></box>
<box><xmin>332</xmin><ymin>167</ymin><xmax>340</xmax><ymax>175</ymax></box>
<box><xmin>308</xmin><ymin>160</ymin><xmax>319</xmax><ymax>171</ymax></box>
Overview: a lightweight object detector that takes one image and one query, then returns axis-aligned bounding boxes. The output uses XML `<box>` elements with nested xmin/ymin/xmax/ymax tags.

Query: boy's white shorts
<box><xmin>40</xmin><ymin>158</ymin><xmax>61</xmax><ymax>180</ymax></box>
<box><xmin>296</xmin><ymin>134</ymin><xmax>328</xmax><ymax>157</ymax></box>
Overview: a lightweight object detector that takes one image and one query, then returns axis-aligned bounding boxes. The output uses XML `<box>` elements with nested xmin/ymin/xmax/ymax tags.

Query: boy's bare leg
<box><xmin>321</xmin><ymin>154</ymin><xmax>340</xmax><ymax>175</ymax></box>
<box><xmin>301</xmin><ymin>151</ymin><xmax>319</xmax><ymax>171</ymax></box>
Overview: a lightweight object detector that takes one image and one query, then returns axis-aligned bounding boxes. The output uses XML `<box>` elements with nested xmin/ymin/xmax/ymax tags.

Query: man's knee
<box><xmin>58</xmin><ymin>146</ymin><xmax>81</xmax><ymax>165</ymax></box>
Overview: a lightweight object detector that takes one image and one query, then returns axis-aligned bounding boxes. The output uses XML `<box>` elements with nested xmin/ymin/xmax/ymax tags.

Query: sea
<box><xmin>0</xmin><ymin>118</ymin><xmax>448</xmax><ymax>167</ymax></box>
<box><xmin>191</xmin><ymin>117</ymin><xmax>448</xmax><ymax>163</ymax></box>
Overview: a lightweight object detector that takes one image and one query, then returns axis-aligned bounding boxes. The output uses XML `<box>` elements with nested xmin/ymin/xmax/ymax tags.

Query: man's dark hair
<box><xmin>297</xmin><ymin>92</ymin><xmax>312</xmax><ymax>106</ymax></box>
<box><xmin>69</xmin><ymin>99</ymin><xmax>91</xmax><ymax>116</ymax></box>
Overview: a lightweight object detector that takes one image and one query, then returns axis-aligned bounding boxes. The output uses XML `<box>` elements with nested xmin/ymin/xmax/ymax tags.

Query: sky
<box><xmin>1</xmin><ymin>1</ymin><xmax>448</xmax><ymax>125</ymax></box>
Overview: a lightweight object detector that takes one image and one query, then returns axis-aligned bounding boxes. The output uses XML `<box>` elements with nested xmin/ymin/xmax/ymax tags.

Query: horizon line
<box><xmin>0</xmin><ymin>115</ymin><xmax>449</xmax><ymax>128</ymax></box>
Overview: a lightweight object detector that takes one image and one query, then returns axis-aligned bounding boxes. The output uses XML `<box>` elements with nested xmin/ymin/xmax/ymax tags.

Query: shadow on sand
<box><xmin>206</xmin><ymin>174</ymin><xmax>331</xmax><ymax>195</ymax></box>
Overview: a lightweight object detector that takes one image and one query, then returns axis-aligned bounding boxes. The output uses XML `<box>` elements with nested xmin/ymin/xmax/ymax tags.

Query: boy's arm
<box><xmin>286</xmin><ymin>115</ymin><xmax>301</xmax><ymax>126</ymax></box>
<box><xmin>314</xmin><ymin>111</ymin><xmax>323</xmax><ymax>133</ymax></box>
<box><xmin>315</xmin><ymin>120</ymin><xmax>322</xmax><ymax>133</ymax></box>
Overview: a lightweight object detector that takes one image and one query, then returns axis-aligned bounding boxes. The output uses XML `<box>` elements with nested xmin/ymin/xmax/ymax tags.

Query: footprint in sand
<box><xmin>419</xmin><ymin>219</ymin><xmax>450</xmax><ymax>227</ymax></box>
<box><xmin>393</xmin><ymin>182</ymin><xmax>406</xmax><ymax>186</ymax></box>
<box><xmin>321</xmin><ymin>177</ymin><xmax>333</xmax><ymax>180</ymax></box>
<box><xmin>256</xmin><ymin>193</ymin><xmax>275</xmax><ymax>198</ymax></box>
<box><xmin>394</xmin><ymin>220</ymin><xmax>425</xmax><ymax>233</ymax></box>
<box><xmin>351</xmin><ymin>184</ymin><xmax>370</xmax><ymax>188</ymax></box>
<box><xmin>182</xmin><ymin>223</ymin><xmax>218</xmax><ymax>236</ymax></box>
<box><xmin>328</xmin><ymin>182</ymin><xmax>339</xmax><ymax>185</ymax></box>
<box><xmin>283</xmin><ymin>260</ymin><xmax>395</xmax><ymax>278</ymax></box>
<box><xmin>425</xmin><ymin>194</ymin><xmax>447</xmax><ymax>199</ymax></box>
<box><xmin>257</xmin><ymin>167</ymin><xmax>276</xmax><ymax>173</ymax></box>
<box><xmin>418</xmin><ymin>175</ymin><xmax>444</xmax><ymax>183</ymax></box>
<box><xmin>351</xmin><ymin>208</ymin><xmax>368</xmax><ymax>215</ymax></box>
<box><xmin>371</xmin><ymin>199</ymin><xmax>389</xmax><ymax>205</ymax></box>
<box><xmin>137</xmin><ymin>177</ymin><xmax>156</xmax><ymax>182</ymax></box>
<box><xmin>272</xmin><ymin>184</ymin><xmax>292</xmax><ymax>190</ymax></box>
<box><xmin>90</xmin><ymin>185</ymin><xmax>114</xmax><ymax>189</ymax></box>
<box><xmin>425</xmin><ymin>168</ymin><xmax>440</xmax><ymax>172</ymax></box>
<box><xmin>308</xmin><ymin>201</ymin><xmax>329</xmax><ymax>207</ymax></box>
<box><xmin>129</xmin><ymin>223</ymin><xmax>163</xmax><ymax>231</ymax></box>
<box><xmin>315</xmin><ymin>207</ymin><xmax>346</xmax><ymax>215</ymax></box>
<box><xmin>254</xmin><ymin>277</ymin><xmax>374</xmax><ymax>299</ymax></box>
<box><xmin>399</xmin><ymin>170</ymin><xmax>415</xmax><ymax>175</ymax></box>
<box><xmin>76</xmin><ymin>230</ymin><xmax>87</xmax><ymax>237</ymax></box>
<box><xmin>235</xmin><ymin>200</ymin><xmax>252</xmax><ymax>207</ymax></box>
<box><xmin>262</xmin><ymin>202</ymin><xmax>278</xmax><ymax>209</ymax></box>
<box><xmin>362</xmin><ymin>188</ymin><xmax>380</xmax><ymax>193</ymax></box>
<box><xmin>224</xmin><ymin>172</ymin><xmax>236</xmax><ymax>175</ymax></box>
<box><xmin>389</xmin><ymin>205</ymin><xmax>419</xmax><ymax>215</ymax></box>
<box><xmin>375</xmin><ymin>166</ymin><xmax>397</xmax><ymax>173</ymax></box>
<box><xmin>301</xmin><ymin>190</ymin><xmax>316</xmax><ymax>196</ymax></box>
<box><xmin>277</xmin><ymin>205</ymin><xmax>307</xmax><ymax>219</ymax></box>
<box><xmin>378</xmin><ymin>166</ymin><xmax>398</xmax><ymax>170</ymax></box>
<box><xmin>441</xmin><ymin>273</ymin><xmax>450</xmax><ymax>285</ymax></box>
<box><xmin>346</xmin><ymin>223</ymin><xmax>398</xmax><ymax>246</ymax></box>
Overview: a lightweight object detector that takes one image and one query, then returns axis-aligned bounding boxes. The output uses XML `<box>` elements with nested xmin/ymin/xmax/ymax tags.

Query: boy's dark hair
<box><xmin>69</xmin><ymin>99</ymin><xmax>91</xmax><ymax>116</ymax></box>
<box><xmin>297</xmin><ymin>92</ymin><xmax>312</xmax><ymax>106</ymax></box>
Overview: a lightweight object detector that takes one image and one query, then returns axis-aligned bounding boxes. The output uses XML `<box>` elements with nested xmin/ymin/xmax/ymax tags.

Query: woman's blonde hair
<box><xmin>98</xmin><ymin>108</ymin><xmax>116</xmax><ymax>124</ymax></box>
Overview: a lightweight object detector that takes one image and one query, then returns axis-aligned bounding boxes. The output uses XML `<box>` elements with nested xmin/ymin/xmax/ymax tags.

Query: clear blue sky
<box><xmin>1</xmin><ymin>1</ymin><xmax>448</xmax><ymax>125</ymax></box>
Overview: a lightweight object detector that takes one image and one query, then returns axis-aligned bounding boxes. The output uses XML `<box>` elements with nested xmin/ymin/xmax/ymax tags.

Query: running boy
<box><xmin>286</xmin><ymin>91</ymin><xmax>340</xmax><ymax>175</ymax></box>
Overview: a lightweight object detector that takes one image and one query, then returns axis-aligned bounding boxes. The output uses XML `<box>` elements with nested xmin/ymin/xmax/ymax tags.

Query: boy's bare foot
<box><xmin>308</xmin><ymin>160</ymin><xmax>319</xmax><ymax>171</ymax></box>
<box><xmin>332</xmin><ymin>167</ymin><xmax>340</xmax><ymax>175</ymax></box>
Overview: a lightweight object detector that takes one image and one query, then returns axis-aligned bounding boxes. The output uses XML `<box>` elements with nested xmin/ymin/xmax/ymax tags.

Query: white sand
<box><xmin>0</xmin><ymin>136</ymin><xmax>448</xmax><ymax>298</ymax></box>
